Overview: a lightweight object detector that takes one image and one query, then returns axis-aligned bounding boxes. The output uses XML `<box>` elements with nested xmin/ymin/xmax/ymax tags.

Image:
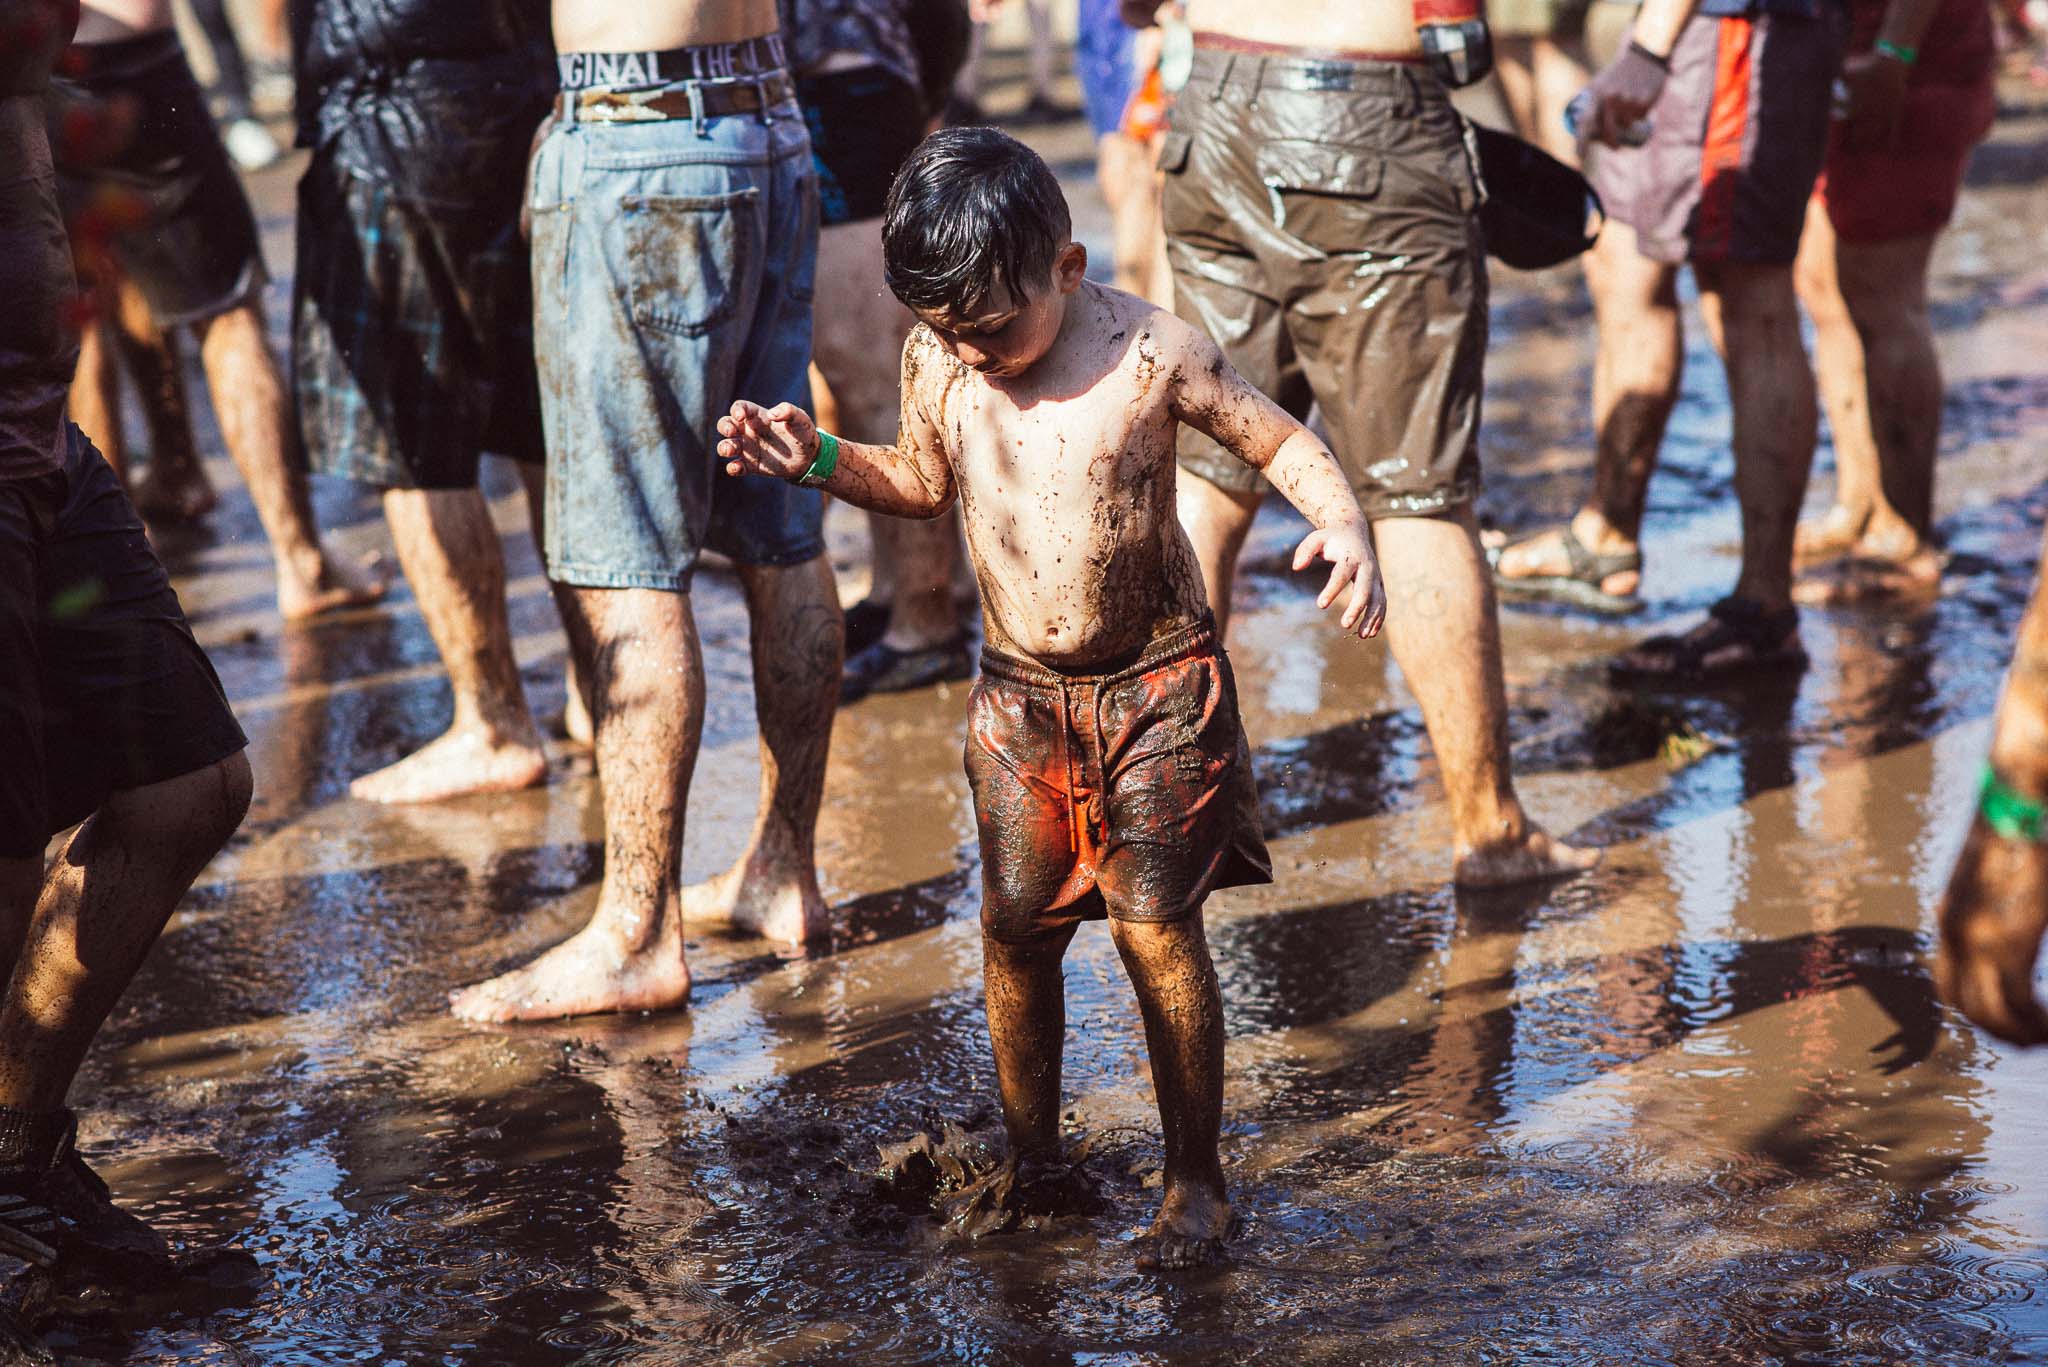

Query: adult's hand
<box><xmin>1935</xmin><ymin>815</ymin><xmax>2048</xmax><ymax>1046</ymax></box>
<box><xmin>1840</xmin><ymin>48</ymin><xmax>1910</xmax><ymax>154</ymax></box>
<box><xmin>1579</xmin><ymin>41</ymin><xmax>1669</xmax><ymax>147</ymax></box>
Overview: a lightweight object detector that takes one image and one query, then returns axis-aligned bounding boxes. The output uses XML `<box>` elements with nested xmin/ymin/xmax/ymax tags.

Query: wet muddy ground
<box><xmin>29</xmin><ymin>80</ymin><xmax>2048</xmax><ymax>1367</ymax></box>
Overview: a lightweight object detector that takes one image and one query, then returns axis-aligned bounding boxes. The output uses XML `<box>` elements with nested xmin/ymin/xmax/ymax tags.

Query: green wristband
<box><xmin>1874</xmin><ymin>38</ymin><xmax>1917</xmax><ymax>65</ymax></box>
<box><xmin>1981</xmin><ymin>768</ymin><xmax>2047</xmax><ymax>843</ymax></box>
<box><xmin>797</xmin><ymin>430</ymin><xmax>840</xmax><ymax>488</ymax></box>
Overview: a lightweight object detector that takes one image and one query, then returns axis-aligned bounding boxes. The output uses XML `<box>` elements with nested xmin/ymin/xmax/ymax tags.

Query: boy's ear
<box><xmin>1054</xmin><ymin>241</ymin><xmax>1088</xmax><ymax>294</ymax></box>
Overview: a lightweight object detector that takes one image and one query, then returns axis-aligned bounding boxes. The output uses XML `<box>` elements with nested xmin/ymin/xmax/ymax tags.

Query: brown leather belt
<box><xmin>1190</xmin><ymin>31</ymin><xmax>1426</xmax><ymax>64</ymax></box>
<box><xmin>558</xmin><ymin>71</ymin><xmax>797</xmax><ymax>123</ymax></box>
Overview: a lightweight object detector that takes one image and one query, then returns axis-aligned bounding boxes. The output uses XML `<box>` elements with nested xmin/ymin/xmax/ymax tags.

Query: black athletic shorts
<box><xmin>293</xmin><ymin>145</ymin><xmax>546</xmax><ymax>490</ymax></box>
<box><xmin>797</xmin><ymin>65</ymin><xmax>926</xmax><ymax>227</ymax></box>
<box><xmin>52</xmin><ymin>31</ymin><xmax>267</xmax><ymax>328</ymax></box>
<box><xmin>0</xmin><ymin>425</ymin><xmax>247</xmax><ymax>858</ymax></box>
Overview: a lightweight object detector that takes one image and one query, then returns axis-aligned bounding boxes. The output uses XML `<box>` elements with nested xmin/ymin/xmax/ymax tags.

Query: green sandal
<box><xmin>1492</xmin><ymin>525</ymin><xmax>1643</xmax><ymax>615</ymax></box>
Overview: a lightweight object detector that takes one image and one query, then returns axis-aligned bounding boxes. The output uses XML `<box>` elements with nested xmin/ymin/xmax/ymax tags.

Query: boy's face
<box><xmin>915</xmin><ymin>242</ymin><xmax>1088</xmax><ymax>381</ymax></box>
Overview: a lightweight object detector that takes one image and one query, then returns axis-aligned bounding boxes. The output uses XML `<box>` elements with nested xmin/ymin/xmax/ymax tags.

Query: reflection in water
<box><xmin>26</xmin><ymin>115</ymin><xmax>2048</xmax><ymax>1366</ymax></box>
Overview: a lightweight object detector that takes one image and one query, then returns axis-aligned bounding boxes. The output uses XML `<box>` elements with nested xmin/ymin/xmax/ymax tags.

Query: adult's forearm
<box><xmin>1627</xmin><ymin>0</ymin><xmax>1702</xmax><ymax>59</ymax></box>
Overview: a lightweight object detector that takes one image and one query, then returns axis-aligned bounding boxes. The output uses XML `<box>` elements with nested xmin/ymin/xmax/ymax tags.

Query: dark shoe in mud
<box><xmin>1608</xmin><ymin>597</ymin><xmax>1807</xmax><ymax>692</ymax></box>
<box><xmin>1490</xmin><ymin>524</ymin><xmax>1643</xmax><ymax>616</ymax></box>
<box><xmin>843</xmin><ymin>598</ymin><xmax>892</xmax><ymax>657</ymax></box>
<box><xmin>1133</xmin><ymin>1187</ymin><xmax>1238</xmax><ymax>1273</ymax></box>
<box><xmin>839</xmin><ymin>635</ymin><xmax>973</xmax><ymax>704</ymax></box>
<box><xmin>0</xmin><ymin>1113</ymin><xmax>170</xmax><ymax>1283</ymax></box>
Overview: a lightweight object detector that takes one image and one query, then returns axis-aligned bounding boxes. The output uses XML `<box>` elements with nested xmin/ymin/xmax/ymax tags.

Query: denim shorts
<box><xmin>529</xmin><ymin>91</ymin><xmax>824</xmax><ymax>591</ymax></box>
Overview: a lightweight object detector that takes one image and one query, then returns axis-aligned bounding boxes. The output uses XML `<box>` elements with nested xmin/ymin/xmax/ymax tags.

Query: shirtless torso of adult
<box><xmin>551</xmin><ymin>0</ymin><xmax>779</xmax><ymax>55</ymax></box>
<box><xmin>1177</xmin><ymin>0</ymin><xmax>1422</xmax><ymax>57</ymax></box>
<box><xmin>905</xmin><ymin>286</ymin><xmax>1246</xmax><ymax>668</ymax></box>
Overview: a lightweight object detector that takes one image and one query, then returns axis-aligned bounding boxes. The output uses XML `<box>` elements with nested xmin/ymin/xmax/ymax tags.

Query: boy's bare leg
<box><xmin>114</xmin><ymin>278</ymin><xmax>215</xmax><ymax>523</ymax></box>
<box><xmin>1793</xmin><ymin>205</ymin><xmax>1942</xmax><ymax>599</ymax></box>
<box><xmin>982</xmin><ymin>922</ymin><xmax>1079</xmax><ymax>1157</ymax></box>
<box><xmin>192</xmin><ymin>301</ymin><xmax>386</xmax><ymax>619</ymax></box>
<box><xmin>0</xmin><ymin>753</ymin><xmax>251</xmax><ymax>1109</ymax></box>
<box><xmin>347</xmin><ymin>487</ymin><xmax>549</xmax><ymax>804</ymax></box>
<box><xmin>680</xmin><ymin>555</ymin><xmax>841</xmax><ymax>945</ymax></box>
<box><xmin>1108</xmin><ymin>915</ymin><xmax>1230</xmax><ymax>1270</ymax></box>
<box><xmin>1180</xmin><ymin>474</ymin><xmax>1595</xmax><ymax>886</ymax></box>
<box><xmin>1494</xmin><ymin>224</ymin><xmax>1680</xmax><ymax>598</ymax></box>
<box><xmin>450</xmin><ymin>586</ymin><xmax>700</xmax><ymax>1022</ymax></box>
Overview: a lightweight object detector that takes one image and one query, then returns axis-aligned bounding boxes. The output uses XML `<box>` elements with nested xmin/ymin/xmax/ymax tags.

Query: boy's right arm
<box><xmin>716</xmin><ymin>347</ymin><xmax>956</xmax><ymax>519</ymax></box>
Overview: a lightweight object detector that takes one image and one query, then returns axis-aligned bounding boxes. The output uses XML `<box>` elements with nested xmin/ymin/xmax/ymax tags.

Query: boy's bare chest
<box><xmin>940</xmin><ymin>378</ymin><xmax>1170</xmax><ymax>500</ymax></box>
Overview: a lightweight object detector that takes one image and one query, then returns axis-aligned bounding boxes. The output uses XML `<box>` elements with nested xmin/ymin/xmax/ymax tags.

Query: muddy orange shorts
<box><xmin>965</xmin><ymin>616</ymin><xmax>1272</xmax><ymax>944</ymax></box>
<box><xmin>1815</xmin><ymin>80</ymin><xmax>1994</xmax><ymax>244</ymax></box>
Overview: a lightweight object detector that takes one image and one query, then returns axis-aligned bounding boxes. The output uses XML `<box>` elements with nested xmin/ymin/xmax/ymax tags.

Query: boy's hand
<box><xmin>717</xmin><ymin>400</ymin><xmax>819</xmax><ymax>481</ymax></box>
<box><xmin>1293</xmin><ymin>522</ymin><xmax>1386</xmax><ymax>639</ymax></box>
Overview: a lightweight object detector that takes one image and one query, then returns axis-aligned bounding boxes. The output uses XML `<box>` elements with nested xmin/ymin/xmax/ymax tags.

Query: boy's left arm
<box><xmin>1166</xmin><ymin>321</ymin><xmax>1386</xmax><ymax>638</ymax></box>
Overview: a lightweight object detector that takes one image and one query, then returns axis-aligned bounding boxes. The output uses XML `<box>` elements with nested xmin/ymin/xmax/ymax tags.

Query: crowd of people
<box><xmin>0</xmin><ymin>0</ymin><xmax>2045</xmax><ymax>1310</ymax></box>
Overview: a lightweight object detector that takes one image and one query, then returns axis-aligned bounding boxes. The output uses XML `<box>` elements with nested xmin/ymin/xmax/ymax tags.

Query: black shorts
<box><xmin>797</xmin><ymin>66</ymin><xmax>926</xmax><ymax>227</ymax></box>
<box><xmin>52</xmin><ymin>32</ymin><xmax>266</xmax><ymax>328</ymax></box>
<box><xmin>0</xmin><ymin>425</ymin><xmax>247</xmax><ymax>858</ymax></box>
<box><xmin>293</xmin><ymin>146</ymin><xmax>546</xmax><ymax>490</ymax></box>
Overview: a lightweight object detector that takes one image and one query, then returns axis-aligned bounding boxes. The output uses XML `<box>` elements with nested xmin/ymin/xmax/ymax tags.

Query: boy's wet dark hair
<box><xmin>882</xmin><ymin>126</ymin><xmax>1072</xmax><ymax>319</ymax></box>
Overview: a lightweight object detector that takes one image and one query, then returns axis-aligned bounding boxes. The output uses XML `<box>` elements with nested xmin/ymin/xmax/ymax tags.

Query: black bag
<box><xmin>1469</xmin><ymin>122</ymin><xmax>1604</xmax><ymax>271</ymax></box>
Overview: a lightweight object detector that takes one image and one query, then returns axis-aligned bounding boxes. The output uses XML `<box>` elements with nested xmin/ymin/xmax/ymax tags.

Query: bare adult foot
<box><xmin>1454</xmin><ymin>828</ymin><xmax>1601</xmax><ymax>887</ymax></box>
<box><xmin>277</xmin><ymin>551</ymin><xmax>390</xmax><ymax>621</ymax></box>
<box><xmin>1133</xmin><ymin>1181</ymin><xmax>1234</xmax><ymax>1271</ymax></box>
<box><xmin>349</xmin><ymin>726</ymin><xmax>549</xmax><ymax>804</ymax></box>
<box><xmin>1792</xmin><ymin>534</ymin><xmax>1942</xmax><ymax>605</ymax></box>
<box><xmin>1493</xmin><ymin>524</ymin><xmax>1642</xmax><ymax>601</ymax></box>
<box><xmin>130</xmin><ymin>461</ymin><xmax>219</xmax><ymax>524</ymax></box>
<box><xmin>680</xmin><ymin>858</ymin><xmax>830</xmax><ymax>946</ymax></box>
<box><xmin>449</xmin><ymin>920</ymin><xmax>692</xmax><ymax>1023</ymax></box>
<box><xmin>1792</xmin><ymin>502</ymin><xmax>1869</xmax><ymax>568</ymax></box>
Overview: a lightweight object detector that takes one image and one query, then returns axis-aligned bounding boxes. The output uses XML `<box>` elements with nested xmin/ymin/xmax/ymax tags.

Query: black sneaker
<box><xmin>840</xmin><ymin>636</ymin><xmax>973</xmax><ymax>704</ymax></box>
<box><xmin>0</xmin><ymin>1113</ymin><xmax>171</xmax><ymax>1281</ymax></box>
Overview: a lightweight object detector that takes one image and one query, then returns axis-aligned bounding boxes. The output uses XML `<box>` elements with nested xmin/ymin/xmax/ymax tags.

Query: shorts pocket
<box><xmin>619</xmin><ymin>188</ymin><xmax>759</xmax><ymax>338</ymax></box>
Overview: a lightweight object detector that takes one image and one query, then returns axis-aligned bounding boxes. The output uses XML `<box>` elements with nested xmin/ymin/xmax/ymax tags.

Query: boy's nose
<box><xmin>955</xmin><ymin>341</ymin><xmax>989</xmax><ymax>369</ymax></box>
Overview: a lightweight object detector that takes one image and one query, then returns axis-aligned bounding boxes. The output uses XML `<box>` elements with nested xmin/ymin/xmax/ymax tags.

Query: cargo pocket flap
<box><xmin>1254</xmin><ymin>140</ymin><xmax>1382</xmax><ymax>198</ymax></box>
<box><xmin>1156</xmin><ymin>128</ymin><xmax>1193</xmax><ymax>174</ymax></box>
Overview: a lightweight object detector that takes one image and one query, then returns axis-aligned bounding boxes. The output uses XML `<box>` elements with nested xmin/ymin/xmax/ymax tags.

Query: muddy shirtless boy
<box><xmin>719</xmin><ymin>128</ymin><xmax>1384</xmax><ymax>1269</ymax></box>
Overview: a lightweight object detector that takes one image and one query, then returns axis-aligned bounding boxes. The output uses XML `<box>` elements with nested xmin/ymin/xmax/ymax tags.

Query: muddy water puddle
<box><xmin>28</xmin><ymin>101</ymin><xmax>2048</xmax><ymax>1366</ymax></box>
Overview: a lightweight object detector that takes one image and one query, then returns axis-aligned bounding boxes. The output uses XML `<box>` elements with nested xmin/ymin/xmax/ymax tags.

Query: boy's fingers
<box><xmin>1293</xmin><ymin>530</ymin><xmax>1326</xmax><ymax>573</ymax></box>
<box><xmin>1341</xmin><ymin>567</ymin><xmax>1369</xmax><ymax>631</ymax></box>
<box><xmin>1319</xmin><ymin>558</ymin><xmax>1349</xmax><ymax>609</ymax></box>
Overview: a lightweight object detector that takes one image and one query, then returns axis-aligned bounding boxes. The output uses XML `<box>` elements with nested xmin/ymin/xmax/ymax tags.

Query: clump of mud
<box><xmin>873</xmin><ymin>1125</ymin><xmax>1105</xmax><ymax>1240</ymax></box>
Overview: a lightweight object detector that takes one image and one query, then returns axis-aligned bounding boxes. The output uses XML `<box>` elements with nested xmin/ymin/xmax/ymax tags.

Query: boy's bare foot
<box><xmin>349</xmin><ymin>726</ymin><xmax>549</xmax><ymax>805</ymax></box>
<box><xmin>1454</xmin><ymin>828</ymin><xmax>1601</xmax><ymax>887</ymax></box>
<box><xmin>130</xmin><ymin>461</ymin><xmax>218</xmax><ymax>524</ymax></box>
<box><xmin>1935</xmin><ymin>820</ymin><xmax>2048</xmax><ymax>1046</ymax></box>
<box><xmin>277</xmin><ymin>551</ymin><xmax>390</xmax><ymax>621</ymax></box>
<box><xmin>1792</xmin><ymin>502</ymin><xmax>1869</xmax><ymax>567</ymax></box>
<box><xmin>680</xmin><ymin>859</ymin><xmax>830</xmax><ymax>946</ymax></box>
<box><xmin>1134</xmin><ymin>1180</ymin><xmax>1234</xmax><ymax>1271</ymax></box>
<box><xmin>448</xmin><ymin>920</ymin><xmax>692</xmax><ymax>1023</ymax></box>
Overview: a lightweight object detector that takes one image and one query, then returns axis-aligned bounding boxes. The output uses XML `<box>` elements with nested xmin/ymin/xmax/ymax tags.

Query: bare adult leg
<box><xmin>1109</xmin><ymin>915</ymin><xmax>1232</xmax><ymax>1270</ymax></box>
<box><xmin>1698</xmin><ymin>259</ymin><xmax>1820</xmax><ymax>613</ymax></box>
<box><xmin>1097</xmin><ymin>131</ymin><xmax>1162</xmax><ymax>301</ymax></box>
<box><xmin>0</xmin><ymin>754</ymin><xmax>252</xmax><ymax>1111</ymax></box>
<box><xmin>1375</xmin><ymin>509</ymin><xmax>1600</xmax><ymax>884</ymax></box>
<box><xmin>680</xmin><ymin>555</ymin><xmax>842</xmax><ymax>944</ymax></box>
<box><xmin>113</xmin><ymin>277</ymin><xmax>215</xmax><ymax>523</ymax></box>
<box><xmin>449</xmin><ymin>586</ymin><xmax>699</xmax><ymax>1022</ymax></box>
<box><xmin>1494</xmin><ymin>223</ymin><xmax>1681</xmax><ymax>598</ymax></box>
<box><xmin>1793</xmin><ymin>208</ymin><xmax>1942</xmax><ymax>600</ymax></box>
<box><xmin>347</xmin><ymin>487</ymin><xmax>550</xmax><ymax>803</ymax></box>
<box><xmin>811</xmin><ymin>219</ymin><xmax>964</xmax><ymax>667</ymax></box>
<box><xmin>513</xmin><ymin>461</ymin><xmax>593</xmax><ymax>746</ymax></box>
<box><xmin>65</xmin><ymin>300</ymin><xmax>125</xmax><ymax>484</ymax></box>
<box><xmin>1179</xmin><ymin>472</ymin><xmax>1595</xmax><ymax>884</ymax></box>
<box><xmin>192</xmin><ymin>300</ymin><xmax>386</xmax><ymax>619</ymax></box>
